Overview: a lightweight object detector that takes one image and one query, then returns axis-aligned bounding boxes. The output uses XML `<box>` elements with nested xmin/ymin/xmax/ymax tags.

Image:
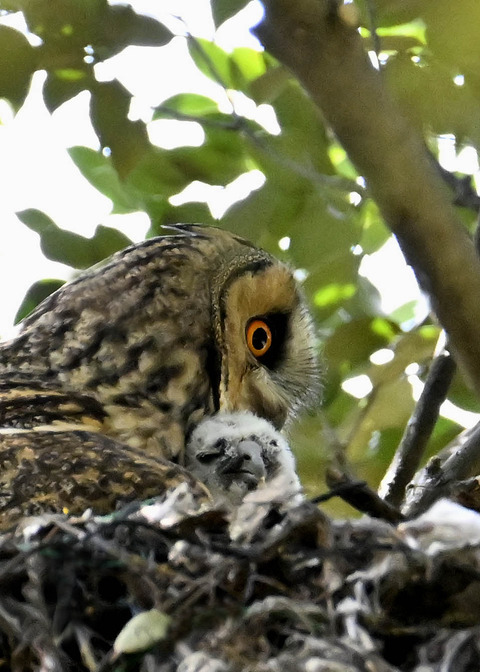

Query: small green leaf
<box><xmin>0</xmin><ymin>26</ymin><xmax>38</xmax><ymax>107</ymax></box>
<box><xmin>90</xmin><ymin>80</ymin><xmax>150</xmax><ymax>178</ymax></box>
<box><xmin>16</xmin><ymin>208</ymin><xmax>56</xmax><ymax>235</ymax></box>
<box><xmin>153</xmin><ymin>93</ymin><xmax>219</xmax><ymax>119</ymax></box>
<box><xmin>211</xmin><ymin>0</ymin><xmax>250</xmax><ymax>27</ymax></box>
<box><xmin>188</xmin><ymin>37</ymin><xmax>233</xmax><ymax>87</ymax></box>
<box><xmin>230</xmin><ymin>47</ymin><xmax>267</xmax><ymax>86</ymax></box>
<box><xmin>389</xmin><ymin>300</ymin><xmax>418</xmax><ymax>325</ymax></box>
<box><xmin>114</xmin><ymin>609</ymin><xmax>171</xmax><ymax>655</ymax></box>
<box><xmin>68</xmin><ymin>146</ymin><xmax>139</xmax><ymax>213</ymax></box>
<box><xmin>107</xmin><ymin>4</ymin><xmax>173</xmax><ymax>48</ymax></box>
<box><xmin>359</xmin><ymin>201</ymin><xmax>391</xmax><ymax>254</ymax></box>
<box><xmin>17</xmin><ymin>208</ymin><xmax>132</xmax><ymax>269</ymax></box>
<box><xmin>14</xmin><ymin>279</ymin><xmax>65</xmax><ymax>324</ymax></box>
<box><xmin>43</xmin><ymin>70</ymin><xmax>91</xmax><ymax>112</ymax></box>
<box><xmin>314</xmin><ymin>283</ymin><xmax>357</xmax><ymax>308</ymax></box>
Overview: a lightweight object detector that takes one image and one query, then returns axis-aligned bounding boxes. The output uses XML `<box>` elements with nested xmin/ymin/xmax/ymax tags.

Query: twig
<box><xmin>364</xmin><ymin>0</ymin><xmax>381</xmax><ymax>62</ymax></box>
<box><xmin>403</xmin><ymin>421</ymin><xmax>480</xmax><ymax>517</ymax></box>
<box><xmin>437</xmin><ymin>163</ymin><xmax>480</xmax><ymax>212</ymax></box>
<box><xmin>313</xmin><ymin>469</ymin><xmax>403</xmax><ymax>524</ymax></box>
<box><xmin>379</xmin><ymin>347</ymin><xmax>456</xmax><ymax>508</ymax></box>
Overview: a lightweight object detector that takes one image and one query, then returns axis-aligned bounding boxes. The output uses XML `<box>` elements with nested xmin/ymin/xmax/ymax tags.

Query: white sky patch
<box><xmin>170</xmin><ymin>169</ymin><xmax>265</xmax><ymax>219</ymax></box>
<box><xmin>408</xmin><ymin>374</ymin><xmax>480</xmax><ymax>429</ymax></box>
<box><xmin>359</xmin><ymin>237</ymin><xmax>430</xmax><ymax>321</ymax></box>
<box><xmin>342</xmin><ymin>374</ymin><xmax>373</xmax><ymax>399</ymax></box>
<box><xmin>438</xmin><ymin>134</ymin><xmax>480</xmax><ymax>175</ymax></box>
<box><xmin>370</xmin><ymin>348</ymin><xmax>394</xmax><ymax>365</ymax></box>
<box><xmin>148</xmin><ymin>119</ymin><xmax>205</xmax><ymax>149</ymax></box>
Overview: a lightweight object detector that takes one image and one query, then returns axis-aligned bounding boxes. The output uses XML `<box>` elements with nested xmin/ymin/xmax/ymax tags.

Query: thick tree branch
<box><xmin>256</xmin><ymin>0</ymin><xmax>480</xmax><ymax>395</ymax></box>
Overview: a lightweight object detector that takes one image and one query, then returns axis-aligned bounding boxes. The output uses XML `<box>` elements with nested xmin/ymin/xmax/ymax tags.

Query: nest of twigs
<box><xmin>2</xmin><ymin>482</ymin><xmax>480</xmax><ymax>672</ymax></box>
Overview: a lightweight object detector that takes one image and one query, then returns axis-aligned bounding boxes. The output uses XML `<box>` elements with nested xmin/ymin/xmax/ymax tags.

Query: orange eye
<box><xmin>246</xmin><ymin>319</ymin><xmax>272</xmax><ymax>358</ymax></box>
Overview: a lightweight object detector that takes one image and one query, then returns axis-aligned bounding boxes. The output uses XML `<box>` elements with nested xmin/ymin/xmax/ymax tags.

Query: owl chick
<box><xmin>185</xmin><ymin>411</ymin><xmax>301</xmax><ymax>504</ymax></box>
<box><xmin>0</xmin><ymin>225</ymin><xmax>319</xmax><ymax>462</ymax></box>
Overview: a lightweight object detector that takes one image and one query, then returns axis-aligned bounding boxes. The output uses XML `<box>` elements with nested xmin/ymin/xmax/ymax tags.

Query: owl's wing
<box><xmin>0</xmin><ymin>428</ymin><xmax>209</xmax><ymax>529</ymax></box>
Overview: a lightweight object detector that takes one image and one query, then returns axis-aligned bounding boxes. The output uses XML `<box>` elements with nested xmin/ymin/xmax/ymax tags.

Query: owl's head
<box><xmin>210</xmin><ymin>238</ymin><xmax>320</xmax><ymax>429</ymax></box>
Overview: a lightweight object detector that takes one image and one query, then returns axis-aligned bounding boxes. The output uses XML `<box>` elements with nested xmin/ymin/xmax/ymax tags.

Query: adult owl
<box><xmin>0</xmin><ymin>225</ymin><xmax>319</xmax><ymax>467</ymax></box>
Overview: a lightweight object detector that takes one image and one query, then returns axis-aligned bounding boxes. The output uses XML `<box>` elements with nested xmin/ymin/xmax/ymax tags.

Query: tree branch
<box><xmin>403</xmin><ymin>420</ymin><xmax>480</xmax><ymax>517</ymax></box>
<box><xmin>379</xmin><ymin>347</ymin><xmax>456</xmax><ymax>508</ymax></box>
<box><xmin>256</xmin><ymin>0</ymin><xmax>480</xmax><ymax>396</ymax></box>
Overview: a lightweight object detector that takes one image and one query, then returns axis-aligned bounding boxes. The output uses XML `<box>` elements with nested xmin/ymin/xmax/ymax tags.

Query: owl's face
<box><xmin>211</xmin><ymin>250</ymin><xmax>319</xmax><ymax>429</ymax></box>
<box><xmin>0</xmin><ymin>225</ymin><xmax>319</xmax><ymax>459</ymax></box>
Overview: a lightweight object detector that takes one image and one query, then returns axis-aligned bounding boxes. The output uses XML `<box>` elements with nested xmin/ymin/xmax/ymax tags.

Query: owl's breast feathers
<box><xmin>0</xmin><ymin>226</ymin><xmax>319</xmax><ymax>522</ymax></box>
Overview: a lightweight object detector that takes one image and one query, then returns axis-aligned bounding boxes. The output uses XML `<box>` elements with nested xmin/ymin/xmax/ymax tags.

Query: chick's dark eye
<box><xmin>197</xmin><ymin>452</ymin><xmax>220</xmax><ymax>464</ymax></box>
<box><xmin>246</xmin><ymin>319</ymin><xmax>272</xmax><ymax>357</ymax></box>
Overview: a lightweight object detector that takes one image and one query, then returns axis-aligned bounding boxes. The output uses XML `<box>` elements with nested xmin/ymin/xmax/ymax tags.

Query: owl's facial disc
<box><xmin>215</xmin><ymin>261</ymin><xmax>319</xmax><ymax>427</ymax></box>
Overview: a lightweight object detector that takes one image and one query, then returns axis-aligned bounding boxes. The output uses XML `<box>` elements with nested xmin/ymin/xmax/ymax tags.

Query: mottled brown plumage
<box><xmin>0</xmin><ymin>225</ymin><xmax>319</xmax><ymax>523</ymax></box>
<box><xmin>0</xmin><ymin>429</ymin><xmax>206</xmax><ymax>526</ymax></box>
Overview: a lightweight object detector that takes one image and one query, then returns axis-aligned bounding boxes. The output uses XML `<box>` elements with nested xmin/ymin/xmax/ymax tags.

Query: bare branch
<box><xmin>379</xmin><ymin>348</ymin><xmax>456</xmax><ymax>508</ymax></box>
<box><xmin>314</xmin><ymin>468</ymin><xmax>404</xmax><ymax>523</ymax></box>
<box><xmin>256</xmin><ymin>0</ymin><xmax>480</xmax><ymax>396</ymax></box>
<box><xmin>403</xmin><ymin>421</ymin><xmax>480</xmax><ymax>517</ymax></box>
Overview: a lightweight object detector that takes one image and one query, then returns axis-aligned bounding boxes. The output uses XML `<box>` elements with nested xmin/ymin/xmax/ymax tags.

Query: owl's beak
<box><xmin>220</xmin><ymin>439</ymin><xmax>266</xmax><ymax>487</ymax></box>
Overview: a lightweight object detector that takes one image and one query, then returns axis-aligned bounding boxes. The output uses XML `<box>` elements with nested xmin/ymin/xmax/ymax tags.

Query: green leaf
<box><xmin>17</xmin><ymin>208</ymin><xmax>132</xmax><ymax>269</ymax></box>
<box><xmin>43</xmin><ymin>69</ymin><xmax>91</xmax><ymax>113</ymax></box>
<box><xmin>389</xmin><ymin>300</ymin><xmax>419</xmax><ymax>325</ymax></box>
<box><xmin>114</xmin><ymin>609</ymin><xmax>171</xmax><ymax>655</ymax></box>
<box><xmin>14</xmin><ymin>279</ymin><xmax>65</xmax><ymax>324</ymax></box>
<box><xmin>211</xmin><ymin>0</ymin><xmax>250</xmax><ymax>27</ymax></box>
<box><xmin>68</xmin><ymin>146</ymin><xmax>139</xmax><ymax>213</ymax></box>
<box><xmin>188</xmin><ymin>37</ymin><xmax>234</xmax><ymax>87</ymax></box>
<box><xmin>355</xmin><ymin>0</ymin><xmax>423</xmax><ymax>27</ymax></box>
<box><xmin>106</xmin><ymin>4</ymin><xmax>172</xmax><ymax>48</ymax></box>
<box><xmin>21</xmin><ymin>0</ymin><xmax>105</xmax><ymax>41</ymax></box>
<box><xmin>126</xmin><ymin>147</ymin><xmax>194</xmax><ymax>199</ymax></box>
<box><xmin>0</xmin><ymin>26</ymin><xmax>38</xmax><ymax>108</ymax></box>
<box><xmin>153</xmin><ymin>93</ymin><xmax>219</xmax><ymax>119</ymax></box>
<box><xmin>314</xmin><ymin>283</ymin><xmax>357</xmax><ymax>309</ymax></box>
<box><xmin>230</xmin><ymin>47</ymin><xmax>268</xmax><ymax>86</ymax></box>
<box><xmin>90</xmin><ymin>80</ymin><xmax>150</xmax><ymax>178</ymax></box>
<box><xmin>323</xmin><ymin>318</ymin><xmax>393</xmax><ymax>375</ymax></box>
<box><xmin>249</xmin><ymin>65</ymin><xmax>291</xmax><ymax>104</ymax></box>
<box><xmin>359</xmin><ymin>201</ymin><xmax>391</xmax><ymax>254</ymax></box>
